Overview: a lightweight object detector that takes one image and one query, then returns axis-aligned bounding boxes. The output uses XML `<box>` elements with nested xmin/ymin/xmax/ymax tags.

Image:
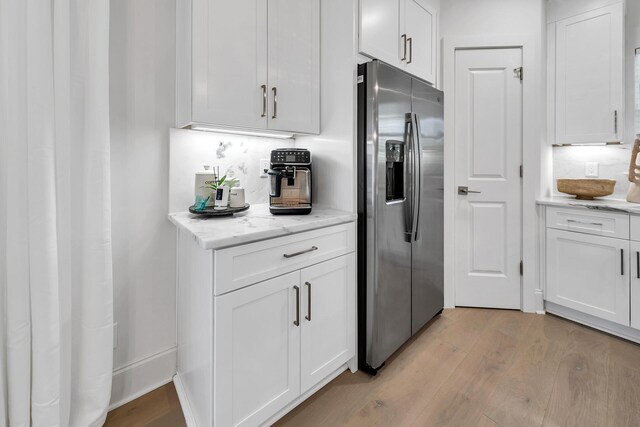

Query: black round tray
<box><xmin>188</xmin><ymin>203</ymin><xmax>250</xmax><ymax>217</ymax></box>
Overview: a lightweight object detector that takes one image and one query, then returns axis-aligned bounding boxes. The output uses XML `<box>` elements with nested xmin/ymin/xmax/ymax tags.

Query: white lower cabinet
<box><xmin>214</xmin><ymin>271</ymin><xmax>301</xmax><ymax>427</ymax></box>
<box><xmin>546</xmin><ymin>228</ymin><xmax>629</xmax><ymax>325</ymax></box>
<box><xmin>300</xmin><ymin>254</ymin><xmax>355</xmax><ymax>393</ymax></box>
<box><xmin>176</xmin><ymin>223</ymin><xmax>356</xmax><ymax>427</ymax></box>
<box><xmin>630</xmin><ymin>241</ymin><xmax>640</xmax><ymax>330</ymax></box>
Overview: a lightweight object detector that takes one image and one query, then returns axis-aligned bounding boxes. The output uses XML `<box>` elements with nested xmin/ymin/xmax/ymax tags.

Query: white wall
<box><xmin>295</xmin><ymin>0</ymin><xmax>358</xmax><ymax>212</ymax></box>
<box><xmin>440</xmin><ymin>0</ymin><xmax>549</xmax><ymax>312</ymax></box>
<box><xmin>551</xmin><ymin>0</ymin><xmax>640</xmax><ymax>199</ymax></box>
<box><xmin>109</xmin><ymin>0</ymin><xmax>178</xmax><ymax>408</ymax></box>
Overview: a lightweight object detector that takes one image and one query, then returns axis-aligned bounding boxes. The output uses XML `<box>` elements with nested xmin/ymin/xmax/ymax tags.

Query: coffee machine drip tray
<box><xmin>270</xmin><ymin>204</ymin><xmax>312</xmax><ymax>215</ymax></box>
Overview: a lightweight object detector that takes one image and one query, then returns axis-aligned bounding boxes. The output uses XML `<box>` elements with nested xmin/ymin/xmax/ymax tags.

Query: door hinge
<box><xmin>514</xmin><ymin>67</ymin><xmax>523</xmax><ymax>81</ymax></box>
<box><xmin>520</xmin><ymin>165</ymin><xmax>523</xmax><ymax>178</ymax></box>
<box><xmin>520</xmin><ymin>261</ymin><xmax>523</xmax><ymax>276</ymax></box>
<box><xmin>357</xmin><ymin>75</ymin><xmax>364</xmax><ymax>84</ymax></box>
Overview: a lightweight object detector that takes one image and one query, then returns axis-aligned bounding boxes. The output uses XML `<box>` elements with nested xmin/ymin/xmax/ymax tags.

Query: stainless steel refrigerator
<box><xmin>357</xmin><ymin>60</ymin><xmax>444</xmax><ymax>374</ymax></box>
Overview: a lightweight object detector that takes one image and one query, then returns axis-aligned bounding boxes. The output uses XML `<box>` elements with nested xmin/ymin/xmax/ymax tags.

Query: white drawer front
<box><xmin>546</xmin><ymin>206</ymin><xmax>629</xmax><ymax>239</ymax></box>
<box><xmin>213</xmin><ymin>222</ymin><xmax>356</xmax><ymax>295</ymax></box>
<box><xmin>630</xmin><ymin>215</ymin><xmax>640</xmax><ymax>242</ymax></box>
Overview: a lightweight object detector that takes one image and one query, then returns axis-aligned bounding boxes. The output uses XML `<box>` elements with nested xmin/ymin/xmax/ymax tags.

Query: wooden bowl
<box><xmin>556</xmin><ymin>179</ymin><xmax>616</xmax><ymax>200</ymax></box>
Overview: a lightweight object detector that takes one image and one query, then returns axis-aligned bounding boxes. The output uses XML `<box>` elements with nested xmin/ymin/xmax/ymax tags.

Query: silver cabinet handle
<box><xmin>566</xmin><ymin>219</ymin><xmax>603</xmax><ymax>227</ymax></box>
<box><xmin>401</xmin><ymin>34</ymin><xmax>407</xmax><ymax>61</ymax></box>
<box><xmin>458</xmin><ymin>186</ymin><xmax>481</xmax><ymax>195</ymax></box>
<box><xmin>261</xmin><ymin>85</ymin><xmax>267</xmax><ymax>117</ymax></box>
<box><xmin>305</xmin><ymin>281</ymin><xmax>311</xmax><ymax>321</ymax></box>
<box><xmin>407</xmin><ymin>37</ymin><xmax>413</xmax><ymax>64</ymax></box>
<box><xmin>272</xmin><ymin>87</ymin><xmax>277</xmax><ymax>119</ymax></box>
<box><xmin>283</xmin><ymin>246</ymin><xmax>318</xmax><ymax>258</ymax></box>
<box><xmin>614</xmin><ymin>110</ymin><xmax>618</xmax><ymax>135</ymax></box>
<box><xmin>293</xmin><ymin>285</ymin><xmax>300</xmax><ymax>326</ymax></box>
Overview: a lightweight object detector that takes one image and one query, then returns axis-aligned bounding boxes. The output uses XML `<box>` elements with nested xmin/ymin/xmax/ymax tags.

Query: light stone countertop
<box><xmin>537</xmin><ymin>196</ymin><xmax>640</xmax><ymax>214</ymax></box>
<box><xmin>168</xmin><ymin>203</ymin><xmax>357</xmax><ymax>250</ymax></box>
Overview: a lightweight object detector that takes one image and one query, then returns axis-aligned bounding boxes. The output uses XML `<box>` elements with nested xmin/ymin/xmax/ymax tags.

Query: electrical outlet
<box><xmin>585</xmin><ymin>162</ymin><xmax>599</xmax><ymax>178</ymax></box>
<box><xmin>259</xmin><ymin>159</ymin><xmax>270</xmax><ymax>178</ymax></box>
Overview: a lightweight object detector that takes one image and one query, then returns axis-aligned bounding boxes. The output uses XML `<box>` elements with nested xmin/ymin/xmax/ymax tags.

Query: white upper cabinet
<box><xmin>359</xmin><ymin>0</ymin><xmax>401</xmax><ymax>67</ymax></box>
<box><xmin>267</xmin><ymin>0</ymin><xmax>320</xmax><ymax>134</ymax></box>
<box><xmin>359</xmin><ymin>0</ymin><xmax>439</xmax><ymax>85</ymax></box>
<box><xmin>178</xmin><ymin>0</ymin><xmax>320</xmax><ymax>135</ymax></box>
<box><xmin>550</xmin><ymin>3</ymin><xmax>624</xmax><ymax>144</ymax></box>
<box><xmin>402</xmin><ymin>0</ymin><xmax>437</xmax><ymax>84</ymax></box>
<box><xmin>190</xmin><ymin>0</ymin><xmax>268</xmax><ymax>130</ymax></box>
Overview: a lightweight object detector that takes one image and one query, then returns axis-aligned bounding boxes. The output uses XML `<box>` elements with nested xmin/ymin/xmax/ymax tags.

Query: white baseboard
<box><xmin>109</xmin><ymin>346</ymin><xmax>177</xmax><ymax>410</ymax></box>
<box><xmin>173</xmin><ymin>373</ymin><xmax>196</xmax><ymax>427</ymax></box>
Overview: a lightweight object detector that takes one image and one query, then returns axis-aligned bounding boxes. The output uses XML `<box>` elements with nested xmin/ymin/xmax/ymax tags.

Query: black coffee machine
<box><xmin>267</xmin><ymin>148</ymin><xmax>312</xmax><ymax>215</ymax></box>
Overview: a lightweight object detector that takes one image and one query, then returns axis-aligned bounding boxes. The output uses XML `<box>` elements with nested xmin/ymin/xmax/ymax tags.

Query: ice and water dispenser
<box><xmin>385</xmin><ymin>141</ymin><xmax>405</xmax><ymax>202</ymax></box>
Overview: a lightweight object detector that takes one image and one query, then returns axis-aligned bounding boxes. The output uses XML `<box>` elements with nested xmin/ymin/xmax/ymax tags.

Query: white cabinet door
<box><xmin>554</xmin><ymin>3</ymin><xmax>624</xmax><ymax>144</ymax></box>
<box><xmin>300</xmin><ymin>254</ymin><xmax>355</xmax><ymax>393</ymax></box>
<box><xmin>191</xmin><ymin>0</ymin><xmax>268</xmax><ymax>129</ymax></box>
<box><xmin>359</xmin><ymin>0</ymin><xmax>402</xmax><ymax>68</ymax></box>
<box><xmin>630</xmin><ymin>241</ymin><xmax>640</xmax><ymax>329</ymax></box>
<box><xmin>546</xmin><ymin>229</ymin><xmax>629</xmax><ymax>325</ymax></box>
<box><xmin>267</xmin><ymin>0</ymin><xmax>320</xmax><ymax>134</ymax></box>
<box><xmin>402</xmin><ymin>0</ymin><xmax>437</xmax><ymax>84</ymax></box>
<box><xmin>214</xmin><ymin>271</ymin><xmax>301</xmax><ymax>427</ymax></box>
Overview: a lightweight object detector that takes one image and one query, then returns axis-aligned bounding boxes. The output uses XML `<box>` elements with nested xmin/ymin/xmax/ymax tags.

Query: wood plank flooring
<box><xmin>105</xmin><ymin>308</ymin><xmax>640</xmax><ymax>427</ymax></box>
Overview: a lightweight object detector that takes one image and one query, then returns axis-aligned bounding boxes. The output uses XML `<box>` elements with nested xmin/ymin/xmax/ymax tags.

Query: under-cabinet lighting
<box><xmin>189</xmin><ymin>125</ymin><xmax>295</xmax><ymax>139</ymax></box>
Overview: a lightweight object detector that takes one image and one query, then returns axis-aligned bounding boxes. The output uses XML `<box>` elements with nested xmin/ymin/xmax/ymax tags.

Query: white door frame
<box><xmin>442</xmin><ymin>35</ymin><xmax>544</xmax><ymax>313</ymax></box>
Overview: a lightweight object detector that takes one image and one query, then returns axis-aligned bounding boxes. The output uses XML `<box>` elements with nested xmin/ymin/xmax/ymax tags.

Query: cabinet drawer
<box><xmin>546</xmin><ymin>206</ymin><xmax>629</xmax><ymax>239</ymax></box>
<box><xmin>213</xmin><ymin>222</ymin><xmax>356</xmax><ymax>295</ymax></box>
<box><xmin>630</xmin><ymin>215</ymin><xmax>640</xmax><ymax>242</ymax></box>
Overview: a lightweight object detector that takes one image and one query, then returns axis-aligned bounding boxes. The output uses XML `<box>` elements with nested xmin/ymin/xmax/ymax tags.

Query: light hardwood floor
<box><xmin>105</xmin><ymin>308</ymin><xmax>640</xmax><ymax>426</ymax></box>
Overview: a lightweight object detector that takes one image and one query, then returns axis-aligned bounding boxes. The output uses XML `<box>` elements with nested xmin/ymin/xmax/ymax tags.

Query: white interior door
<box><xmin>454</xmin><ymin>48</ymin><xmax>523</xmax><ymax>309</ymax></box>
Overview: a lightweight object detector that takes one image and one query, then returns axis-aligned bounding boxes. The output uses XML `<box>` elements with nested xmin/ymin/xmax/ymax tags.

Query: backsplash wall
<box><xmin>552</xmin><ymin>145</ymin><xmax>631</xmax><ymax>199</ymax></box>
<box><xmin>169</xmin><ymin>128</ymin><xmax>294</xmax><ymax>212</ymax></box>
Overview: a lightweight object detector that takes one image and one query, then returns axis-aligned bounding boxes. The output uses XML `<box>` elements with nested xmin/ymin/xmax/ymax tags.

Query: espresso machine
<box><xmin>268</xmin><ymin>148</ymin><xmax>312</xmax><ymax>215</ymax></box>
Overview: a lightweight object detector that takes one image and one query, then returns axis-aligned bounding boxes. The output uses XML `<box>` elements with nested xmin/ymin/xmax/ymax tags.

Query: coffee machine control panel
<box><xmin>271</xmin><ymin>149</ymin><xmax>311</xmax><ymax>165</ymax></box>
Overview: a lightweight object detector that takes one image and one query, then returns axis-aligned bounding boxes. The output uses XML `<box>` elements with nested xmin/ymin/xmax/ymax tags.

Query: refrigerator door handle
<box><xmin>404</xmin><ymin>114</ymin><xmax>415</xmax><ymax>242</ymax></box>
<box><xmin>410</xmin><ymin>113</ymin><xmax>421</xmax><ymax>242</ymax></box>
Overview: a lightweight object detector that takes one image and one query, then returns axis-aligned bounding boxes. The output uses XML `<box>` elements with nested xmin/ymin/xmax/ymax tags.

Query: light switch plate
<box><xmin>585</xmin><ymin>162</ymin><xmax>599</xmax><ymax>178</ymax></box>
<box><xmin>259</xmin><ymin>159</ymin><xmax>270</xmax><ymax>178</ymax></box>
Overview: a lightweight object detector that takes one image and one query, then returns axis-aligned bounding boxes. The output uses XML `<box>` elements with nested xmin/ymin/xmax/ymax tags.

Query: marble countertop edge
<box><xmin>168</xmin><ymin>204</ymin><xmax>357</xmax><ymax>250</ymax></box>
<box><xmin>536</xmin><ymin>196</ymin><xmax>640</xmax><ymax>214</ymax></box>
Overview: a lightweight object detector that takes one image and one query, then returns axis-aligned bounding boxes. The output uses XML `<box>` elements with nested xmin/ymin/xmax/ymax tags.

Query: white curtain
<box><xmin>0</xmin><ymin>0</ymin><xmax>113</xmax><ymax>426</ymax></box>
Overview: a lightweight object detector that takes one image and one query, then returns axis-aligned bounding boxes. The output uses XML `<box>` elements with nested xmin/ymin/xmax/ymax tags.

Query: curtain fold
<box><xmin>0</xmin><ymin>0</ymin><xmax>113</xmax><ymax>426</ymax></box>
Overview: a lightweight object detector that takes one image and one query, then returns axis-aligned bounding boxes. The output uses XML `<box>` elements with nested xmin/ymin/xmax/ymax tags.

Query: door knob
<box><xmin>458</xmin><ymin>186</ymin><xmax>481</xmax><ymax>195</ymax></box>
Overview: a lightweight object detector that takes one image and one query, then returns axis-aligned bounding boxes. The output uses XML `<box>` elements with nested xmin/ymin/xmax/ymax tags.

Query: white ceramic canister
<box><xmin>229</xmin><ymin>180</ymin><xmax>246</xmax><ymax>208</ymax></box>
<box><xmin>194</xmin><ymin>165</ymin><xmax>217</xmax><ymax>207</ymax></box>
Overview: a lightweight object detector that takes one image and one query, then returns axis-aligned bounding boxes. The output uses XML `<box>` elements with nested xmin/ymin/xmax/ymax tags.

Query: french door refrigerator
<box><xmin>357</xmin><ymin>60</ymin><xmax>444</xmax><ymax>374</ymax></box>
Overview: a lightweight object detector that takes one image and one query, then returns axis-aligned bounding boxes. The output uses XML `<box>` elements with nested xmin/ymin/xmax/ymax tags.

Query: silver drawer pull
<box><xmin>283</xmin><ymin>246</ymin><xmax>318</xmax><ymax>258</ymax></box>
<box><xmin>566</xmin><ymin>219</ymin><xmax>603</xmax><ymax>227</ymax></box>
